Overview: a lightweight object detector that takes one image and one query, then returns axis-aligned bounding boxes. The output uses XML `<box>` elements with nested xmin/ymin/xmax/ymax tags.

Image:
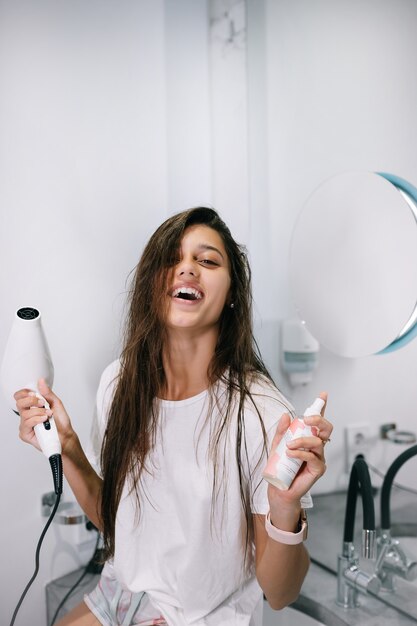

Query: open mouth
<box><xmin>171</xmin><ymin>287</ymin><xmax>203</xmax><ymax>301</ymax></box>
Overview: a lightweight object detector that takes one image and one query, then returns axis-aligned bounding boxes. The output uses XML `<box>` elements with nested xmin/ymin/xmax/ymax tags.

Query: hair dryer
<box><xmin>1</xmin><ymin>307</ymin><xmax>62</xmax><ymax>493</ymax></box>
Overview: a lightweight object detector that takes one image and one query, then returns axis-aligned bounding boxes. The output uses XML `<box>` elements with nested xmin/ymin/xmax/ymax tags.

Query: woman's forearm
<box><xmin>254</xmin><ymin>509</ymin><xmax>310</xmax><ymax>609</ymax></box>
<box><xmin>256</xmin><ymin>537</ymin><xmax>309</xmax><ymax>609</ymax></box>
<box><xmin>62</xmin><ymin>431</ymin><xmax>103</xmax><ymax>531</ymax></box>
<box><xmin>257</xmin><ymin>397</ymin><xmax>332</xmax><ymax>608</ymax></box>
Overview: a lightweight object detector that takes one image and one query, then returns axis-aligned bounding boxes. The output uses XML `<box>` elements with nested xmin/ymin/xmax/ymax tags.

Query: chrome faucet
<box><xmin>375</xmin><ymin>444</ymin><xmax>417</xmax><ymax>591</ymax></box>
<box><xmin>337</xmin><ymin>456</ymin><xmax>381</xmax><ymax>608</ymax></box>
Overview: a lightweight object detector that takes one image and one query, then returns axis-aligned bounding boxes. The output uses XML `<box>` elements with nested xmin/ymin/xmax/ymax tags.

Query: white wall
<box><xmin>0</xmin><ymin>1</ymin><xmax>216</xmax><ymax>622</ymax></box>
<box><xmin>2</xmin><ymin>0</ymin><xmax>417</xmax><ymax>622</ymax></box>
<box><xmin>247</xmin><ymin>0</ymin><xmax>417</xmax><ymax>494</ymax></box>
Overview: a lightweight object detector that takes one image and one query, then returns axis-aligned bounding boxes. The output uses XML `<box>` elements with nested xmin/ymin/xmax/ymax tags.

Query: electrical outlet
<box><xmin>344</xmin><ymin>422</ymin><xmax>372</xmax><ymax>472</ymax></box>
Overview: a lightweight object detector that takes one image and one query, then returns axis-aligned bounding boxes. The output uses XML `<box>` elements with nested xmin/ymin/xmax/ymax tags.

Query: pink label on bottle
<box><xmin>263</xmin><ymin>418</ymin><xmax>319</xmax><ymax>489</ymax></box>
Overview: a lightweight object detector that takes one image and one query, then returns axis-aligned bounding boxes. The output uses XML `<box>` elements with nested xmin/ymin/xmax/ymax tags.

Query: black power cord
<box><xmin>49</xmin><ymin>530</ymin><xmax>102</xmax><ymax>626</ymax></box>
<box><xmin>9</xmin><ymin>492</ymin><xmax>62</xmax><ymax>626</ymax></box>
<box><xmin>9</xmin><ymin>451</ymin><xmax>63</xmax><ymax>626</ymax></box>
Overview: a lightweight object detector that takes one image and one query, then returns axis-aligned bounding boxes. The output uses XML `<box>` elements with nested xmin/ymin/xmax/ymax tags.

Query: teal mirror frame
<box><xmin>377</xmin><ymin>173</ymin><xmax>417</xmax><ymax>355</ymax></box>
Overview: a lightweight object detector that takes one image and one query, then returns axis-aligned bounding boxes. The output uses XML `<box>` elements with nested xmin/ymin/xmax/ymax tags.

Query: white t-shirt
<box><xmin>92</xmin><ymin>360</ymin><xmax>306</xmax><ymax>626</ymax></box>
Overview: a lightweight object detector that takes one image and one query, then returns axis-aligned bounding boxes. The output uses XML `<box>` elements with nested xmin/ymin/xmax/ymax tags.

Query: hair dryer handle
<box><xmin>34</xmin><ymin>394</ymin><xmax>62</xmax><ymax>458</ymax></box>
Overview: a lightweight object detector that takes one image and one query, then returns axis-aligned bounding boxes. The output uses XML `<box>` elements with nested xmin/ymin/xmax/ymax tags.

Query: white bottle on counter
<box><xmin>263</xmin><ymin>397</ymin><xmax>325</xmax><ymax>490</ymax></box>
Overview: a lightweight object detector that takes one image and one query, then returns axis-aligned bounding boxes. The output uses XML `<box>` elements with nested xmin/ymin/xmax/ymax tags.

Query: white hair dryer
<box><xmin>1</xmin><ymin>307</ymin><xmax>62</xmax><ymax>492</ymax></box>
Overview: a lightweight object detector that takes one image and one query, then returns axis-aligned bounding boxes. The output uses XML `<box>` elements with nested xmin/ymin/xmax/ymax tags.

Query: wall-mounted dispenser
<box><xmin>281</xmin><ymin>319</ymin><xmax>319</xmax><ymax>386</ymax></box>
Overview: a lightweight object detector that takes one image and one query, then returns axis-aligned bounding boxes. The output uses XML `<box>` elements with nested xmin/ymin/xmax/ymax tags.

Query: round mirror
<box><xmin>289</xmin><ymin>171</ymin><xmax>417</xmax><ymax>358</ymax></box>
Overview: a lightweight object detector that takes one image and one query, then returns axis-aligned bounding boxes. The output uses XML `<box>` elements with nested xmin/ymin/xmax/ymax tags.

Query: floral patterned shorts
<box><xmin>84</xmin><ymin>575</ymin><xmax>167</xmax><ymax>626</ymax></box>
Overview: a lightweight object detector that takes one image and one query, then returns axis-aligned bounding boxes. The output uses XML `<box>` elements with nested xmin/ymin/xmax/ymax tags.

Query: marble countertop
<box><xmin>294</xmin><ymin>489</ymin><xmax>417</xmax><ymax>625</ymax></box>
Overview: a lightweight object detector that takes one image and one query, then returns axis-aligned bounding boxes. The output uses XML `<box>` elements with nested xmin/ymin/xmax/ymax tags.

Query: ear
<box><xmin>225</xmin><ymin>289</ymin><xmax>234</xmax><ymax>308</ymax></box>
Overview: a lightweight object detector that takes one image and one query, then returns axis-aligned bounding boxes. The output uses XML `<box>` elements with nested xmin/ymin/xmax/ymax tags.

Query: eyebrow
<box><xmin>197</xmin><ymin>244</ymin><xmax>225</xmax><ymax>260</ymax></box>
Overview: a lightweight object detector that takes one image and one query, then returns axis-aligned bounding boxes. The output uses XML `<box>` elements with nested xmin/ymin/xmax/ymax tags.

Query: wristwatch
<box><xmin>265</xmin><ymin>509</ymin><xmax>308</xmax><ymax>545</ymax></box>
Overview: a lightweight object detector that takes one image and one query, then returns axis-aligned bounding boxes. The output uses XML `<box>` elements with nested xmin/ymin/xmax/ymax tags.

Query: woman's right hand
<box><xmin>14</xmin><ymin>378</ymin><xmax>73</xmax><ymax>453</ymax></box>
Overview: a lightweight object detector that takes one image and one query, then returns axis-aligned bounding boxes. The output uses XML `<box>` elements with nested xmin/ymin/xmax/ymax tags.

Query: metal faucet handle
<box><xmin>383</xmin><ymin>543</ymin><xmax>417</xmax><ymax>581</ymax></box>
<box><xmin>344</xmin><ymin>564</ymin><xmax>381</xmax><ymax>594</ymax></box>
<box><xmin>359</xmin><ymin>571</ymin><xmax>381</xmax><ymax>595</ymax></box>
<box><xmin>376</xmin><ymin>534</ymin><xmax>417</xmax><ymax>587</ymax></box>
<box><xmin>338</xmin><ymin>559</ymin><xmax>382</xmax><ymax>608</ymax></box>
<box><xmin>404</xmin><ymin>561</ymin><xmax>417</xmax><ymax>582</ymax></box>
<box><xmin>338</xmin><ymin>542</ymin><xmax>381</xmax><ymax>608</ymax></box>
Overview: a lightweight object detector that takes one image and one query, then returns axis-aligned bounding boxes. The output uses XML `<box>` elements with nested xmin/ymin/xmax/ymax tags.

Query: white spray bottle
<box><xmin>1</xmin><ymin>307</ymin><xmax>62</xmax><ymax>465</ymax></box>
<box><xmin>263</xmin><ymin>397</ymin><xmax>325</xmax><ymax>490</ymax></box>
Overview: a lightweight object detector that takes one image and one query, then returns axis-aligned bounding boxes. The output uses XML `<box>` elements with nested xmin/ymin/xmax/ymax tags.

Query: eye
<box><xmin>198</xmin><ymin>258</ymin><xmax>219</xmax><ymax>266</ymax></box>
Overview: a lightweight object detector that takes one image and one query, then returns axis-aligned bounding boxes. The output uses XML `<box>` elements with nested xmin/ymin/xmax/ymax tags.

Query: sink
<box><xmin>263</xmin><ymin>595</ymin><xmax>349</xmax><ymax>626</ymax></box>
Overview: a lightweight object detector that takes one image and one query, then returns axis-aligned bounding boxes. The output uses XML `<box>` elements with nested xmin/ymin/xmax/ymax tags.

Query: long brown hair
<box><xmin>100</xmin><ymin>207</ymin><xmax>279</xmax><ymax>560</ymax></box>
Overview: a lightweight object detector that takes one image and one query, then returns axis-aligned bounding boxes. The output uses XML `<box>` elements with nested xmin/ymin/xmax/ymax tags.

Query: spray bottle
<box><xmin>1</xmin><ymin>307</ymin><xmax>62</xmax><ymax>493</ymax></box>
<box><xmin>263</xmin><ymin>397</ymin><xmax>325</xmax><ymax>490</ymax></box>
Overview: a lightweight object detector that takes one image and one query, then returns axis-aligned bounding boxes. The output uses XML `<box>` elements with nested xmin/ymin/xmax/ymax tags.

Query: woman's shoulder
<box><xmin>245</xmin><ymin>372</ymin><xmax>293</xmax><ymax>413</ymax></box>
<box><xmin>238</xmin><ymin>372</ymin><xmax>294</xmax><ymax>437</ymax></box>
<box><xmin>99</xmin><ymin>359</ymin><xmax>121</xmax><ymax>387</ymax></box>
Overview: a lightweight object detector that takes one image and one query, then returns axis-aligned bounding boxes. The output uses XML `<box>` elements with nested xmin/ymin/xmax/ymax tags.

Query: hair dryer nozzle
<box><xmin>0</xmin><ymin>307</ymin><xmax>54</xmax><ymax>408</ymax></box>
<box><xmin>16</xmin><ymin>307</ymin><xmax>40</xmax><ymax>321</ymax></box>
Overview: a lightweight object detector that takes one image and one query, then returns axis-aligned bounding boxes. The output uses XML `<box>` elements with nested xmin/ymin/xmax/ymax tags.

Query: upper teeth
<box><xmin>172</xmin><ymin>287</ymin><xmax>203</xmax><ymax>299</ymax></box>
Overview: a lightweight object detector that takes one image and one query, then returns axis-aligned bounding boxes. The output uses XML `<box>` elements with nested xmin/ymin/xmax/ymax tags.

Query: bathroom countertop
<box><xmin>295</xmin><ymin>490</ymin><xmax>417</xmax><ymax>625</ymax></box>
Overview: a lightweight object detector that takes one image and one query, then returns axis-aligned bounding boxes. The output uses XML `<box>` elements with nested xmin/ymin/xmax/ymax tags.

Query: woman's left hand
<box><xmin>267</xmin><ymin>392</ymin><xmax>332</xmax><ymax>517</ymax></box>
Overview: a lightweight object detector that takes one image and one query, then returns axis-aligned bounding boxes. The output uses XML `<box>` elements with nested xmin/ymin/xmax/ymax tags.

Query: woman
<box><xmin>15</xmin><ymin>207</ymin><xmax>332</xmax><ymax>626</ymax></box>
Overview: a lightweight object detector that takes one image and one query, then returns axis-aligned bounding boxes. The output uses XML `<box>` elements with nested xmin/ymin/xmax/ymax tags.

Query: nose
<box><xmin>176</xmin><ymin>256</ymin><xmax>200</xmax><ymax>278</ymax></box>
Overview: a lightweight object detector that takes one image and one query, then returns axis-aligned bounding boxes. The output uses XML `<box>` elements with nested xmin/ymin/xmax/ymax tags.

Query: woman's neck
<box><xmin>161</xmin><ymin>328</ymin><xmax>218</xmax><ymax>400</ymax></box>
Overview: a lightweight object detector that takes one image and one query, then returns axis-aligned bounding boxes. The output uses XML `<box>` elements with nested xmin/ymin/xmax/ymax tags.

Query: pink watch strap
<box><xmin>265</xmin><ymin>510</ymin><xmax>308</xmax><ymax>544</ymax></box>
